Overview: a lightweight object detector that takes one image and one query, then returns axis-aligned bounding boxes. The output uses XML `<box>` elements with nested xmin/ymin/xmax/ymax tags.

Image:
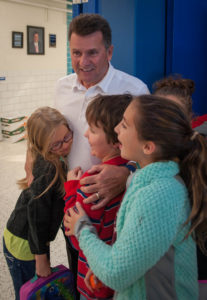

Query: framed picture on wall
<box><xmin>49</xmin><ymin>34</ymin><xmax>56</xmax><ymax>48</ymax></box>
<box><xmin>27</xmin><ymin>25</ymin><xmax>44</xmax><ymax>55</ymax></box>
<box><xmin>12</xmin><ymin>31</ymin><xmax>23</xmax><ymax>48</ymax></box>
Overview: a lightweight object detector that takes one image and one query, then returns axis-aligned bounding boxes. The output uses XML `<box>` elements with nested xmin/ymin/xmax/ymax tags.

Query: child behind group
<box><xmin>153</xmin><ymin>74</ymin><xmax>207</xmax><ymax>135</ymax></box>
<box><xmin>3</xmin><ymin>107</ymin><xmax>73</xmax><ymax>300</ymax></box>
<box><xmin>64</xmin><ymin>94</ymin><xmax>132</xmax><ymax>300</ymax></box>
<box><xmin>66</xmin><ymin>94</ymin><xmax>207</xmax><ymax>299</ymax></box>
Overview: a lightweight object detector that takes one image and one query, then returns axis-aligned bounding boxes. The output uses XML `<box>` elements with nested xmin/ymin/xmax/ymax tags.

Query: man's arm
<box><xmin>80</xmin><ymin>164</ymin><xmax>130</xmax><ymax>210</ymax></box>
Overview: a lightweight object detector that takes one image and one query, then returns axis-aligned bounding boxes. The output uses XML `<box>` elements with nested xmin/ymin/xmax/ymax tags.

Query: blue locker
<box><xmin>72</xmin><ymin>0</ymin><xmax>166</xmax><ymax>91</ymax></box>
<box><xmin>71</xmin><ymin>0</ymin><xmax>206</xmax><ymax>114</ymax></box>
<box><xmin>166</xmin><ymin>0</ymin><xmax>207</xmax><ymax>115</ymax></box>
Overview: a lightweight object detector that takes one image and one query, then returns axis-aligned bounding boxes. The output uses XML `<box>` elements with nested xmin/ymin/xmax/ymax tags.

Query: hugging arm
<box><xmin>27</xmin><ymin>176</ymin><xmax>53</xmax><ymax>277</ymax></box>
<box><xmin>80</xmin><ymin>164</ymin><xmax>130</xmax><ymax>209</ymax></box>
<box><xmin>27</xmin><ymin>161</ymin><xmax>62</xmax><ymax>277</ymax></box>
<box><xmin>76</xmin><ymin>187</ymin><xmax>184</xmax><ymax>291</ymax></box>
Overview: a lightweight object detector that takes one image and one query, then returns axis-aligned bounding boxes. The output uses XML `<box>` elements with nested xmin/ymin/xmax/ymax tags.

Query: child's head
<box><xmin>116</xmin><ymin>94</ymin><xmax>193</xmax><ymax>163</ymax></box>
<box><xmin>116</xmin><ymin>94</ymin><xmax>207</xmax><ymax>249</ymax></box>
<box><xmin>27</xmin><ymin>106</ymin><xmax>72</xmax><ymax>159</ymax></box>
<box><xmin>153</xmin><ymin>75</ymin><xmax>195</xmax><ymax>119</ymax></box>
<box><xmin>25</xmin><ymin>107</ymin><xmax>72</xmax><ymax>196</ymax></box>
<box><xmin>85</xmin><ymin>94</ymin><xmax>132</xmax><ymax>160</ymax></box>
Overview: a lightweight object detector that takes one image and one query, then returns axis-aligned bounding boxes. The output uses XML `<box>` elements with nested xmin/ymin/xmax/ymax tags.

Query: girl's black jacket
<box><xmin>6</xmin><ymin>155</ymin><xmax>66</xmax><ymax>254</ymax></box>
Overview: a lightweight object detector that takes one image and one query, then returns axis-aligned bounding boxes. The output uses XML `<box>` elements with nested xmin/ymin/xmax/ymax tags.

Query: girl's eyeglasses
<box><xmin>50</xmin><ymin>131</ymin><xmax>73</xmax><ymax>151</ymax></box>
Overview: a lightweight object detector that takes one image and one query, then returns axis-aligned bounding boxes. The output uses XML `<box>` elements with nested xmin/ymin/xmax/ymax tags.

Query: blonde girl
<box><xmin>3</xmin><ymin>107</ymin><xmax>73</xmax><ymax>300</ymax></box>
<box><xmin>65</xmin><ymin>95</ymin><xmax>207</xmax><ymax>299</ymax></box>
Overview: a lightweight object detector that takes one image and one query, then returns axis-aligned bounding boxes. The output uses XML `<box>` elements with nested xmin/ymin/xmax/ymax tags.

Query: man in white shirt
<box><xmin>55</xmin><ymin>13</ymin><xmax>149</xmax><ymax>204</ymax></box>
<box><xmin>55</xmin><ymin>14</ymin><xmax>149</xmax><ymax>297</ymax></box>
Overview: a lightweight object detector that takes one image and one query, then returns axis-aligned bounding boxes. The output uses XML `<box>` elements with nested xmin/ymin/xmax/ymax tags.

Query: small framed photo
<box><xmin>49</xmin><ymin>34</ymin><xmax>56</xmax><ymax>48</ymax></box>
<box><xmin>12</xmin><ymin>31</ymin><xmax>23</xmax><ymax>48</ymax></box>
<box><xmin>27</xmin><ymin>25</ymin><xmax>44</xmax><ymax>55</ymax></box>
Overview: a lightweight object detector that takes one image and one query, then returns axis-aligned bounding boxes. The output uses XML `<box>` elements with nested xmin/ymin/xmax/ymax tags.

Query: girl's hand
<box><xmin>66</xmin><ymin>202</ymin><xmax>87</xmax><ymax>236</ymax></box>
<box><xmin>85</xmin><ymin>269</ymin><xmax>103</xmax><ymax>291</ymax></box>
<box><xmin>84</xmin><ymin>269</ymin><xmax>94</xmax><ymax>292</ymax></box>
<box><xmin>67</xmin><ymin>166</ymin><xmax>83</xmax><ymax>181</ymax></box>
<box><xmin>35</xmin><ymin>254</ymin><xmax>51</xmax><ymax>277</ymax></box>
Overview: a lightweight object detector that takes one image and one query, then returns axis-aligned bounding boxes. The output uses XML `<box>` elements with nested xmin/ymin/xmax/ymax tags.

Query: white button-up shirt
<box><xmin>55</xmin><ymin>64</ymin><xmax>149</xmax><ymax>171</ymax></box>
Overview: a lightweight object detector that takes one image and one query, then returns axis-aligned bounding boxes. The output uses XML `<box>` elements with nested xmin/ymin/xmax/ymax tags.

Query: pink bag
<box><xmin>20</xmin><ymin>264</ymin><xmax>76</xmax><ymax>300</ymax></box>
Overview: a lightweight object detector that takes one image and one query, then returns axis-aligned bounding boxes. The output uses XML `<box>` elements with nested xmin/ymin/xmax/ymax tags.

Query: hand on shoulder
<box><xmin>80</xmin><ymin>164</ymin><xmax>129</xmax><ymax>210</ymax></box>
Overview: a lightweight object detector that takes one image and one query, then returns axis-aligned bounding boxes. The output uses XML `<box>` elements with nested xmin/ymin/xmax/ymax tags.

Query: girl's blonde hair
<box><xmin>18</xmin><ymin>106</ymin><xmax>70</xmax><ymax>196</ymax></box>
<box><xmin>132</xmin><ymin>95</ymin><xmax>207</xmax><ymax>253</ymax></box>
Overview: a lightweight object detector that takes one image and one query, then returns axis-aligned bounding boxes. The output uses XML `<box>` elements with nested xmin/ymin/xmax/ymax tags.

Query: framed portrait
<box><xmin>12</xmin><ymin>31</ymin><xmax>23</xmax><ymax>48</ymax></box>
<box><xmin>49</xmin><ymin>34</ymin><xmax>56</xmax><ymax>48</ymax></box>
<box><xmin>27</xmin><ymin>25</ymin><xmax>44</xmax><ymax>55</ymax></box>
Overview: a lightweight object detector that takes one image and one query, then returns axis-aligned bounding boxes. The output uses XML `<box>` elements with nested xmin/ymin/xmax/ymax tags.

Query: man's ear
<box><xmin>107</xmin><ymin>45</ymin><xmax>114</xmax><ymax>61</ymax></box>
<box><xmin>143</xmin><ymin>141</ymin><xmax>156</xmax><ymax>155</ymax></box>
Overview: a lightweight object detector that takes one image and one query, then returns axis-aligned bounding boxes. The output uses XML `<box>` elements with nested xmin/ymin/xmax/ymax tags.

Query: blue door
<box><xmin>72</xmin><ymin>0</ymin><xmax>207</xmax><ymax>115</ymax></box>
<box><xmin>166</xmin><ymin>0</ymin><xmax>207</xmax><ymax>115</ymax></box>
<box><xmin>72</xmin><ymin>0</ymin><xmax>166</xmax><ymax>92</ymax></box>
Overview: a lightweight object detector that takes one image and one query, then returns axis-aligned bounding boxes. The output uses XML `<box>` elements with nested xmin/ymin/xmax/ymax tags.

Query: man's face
<box><xmin>70</xmin><ymin>31</ymin><xmax>113</xmax><ymax>89</ymax></box>
<box><xmin>34</xmin><ymin>33</ymin><xmax>39</xmax><ymax>43</ymax></box>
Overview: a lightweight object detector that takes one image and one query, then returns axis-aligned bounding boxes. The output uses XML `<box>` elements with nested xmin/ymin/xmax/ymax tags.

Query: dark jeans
<box><xmin>3</xmin><ymin>238</ymin><xmax>35</xmax><ymax>300</ymax></box>
<box><xmin>61</xmin><ymin>224</ymin><xmax>80</xmax><ymax>300</ymax></box>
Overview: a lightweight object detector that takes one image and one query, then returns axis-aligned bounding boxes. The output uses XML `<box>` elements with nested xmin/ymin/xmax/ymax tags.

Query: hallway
<box><xmin>0</xmin><ymin>139</ymin><xmax>68</xmax><ymax>299</ymax></box>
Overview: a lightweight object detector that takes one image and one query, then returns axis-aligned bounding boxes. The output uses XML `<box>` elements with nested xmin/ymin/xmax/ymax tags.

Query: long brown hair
<box><xmin>132</xmin><ymin>95</ymin><xmax>207</xmax><ymax>252</ymax></box>
<box><xmin>18</xmin><ymin>106</ymin><xmax>70</xmax><ymax>196</ymax></box>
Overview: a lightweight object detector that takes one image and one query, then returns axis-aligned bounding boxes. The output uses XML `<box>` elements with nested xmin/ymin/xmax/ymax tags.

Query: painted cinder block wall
<box><xmin>0</xmin><ymin>0</ymin><xmax>72</xmax><ymax>117</ymax></box>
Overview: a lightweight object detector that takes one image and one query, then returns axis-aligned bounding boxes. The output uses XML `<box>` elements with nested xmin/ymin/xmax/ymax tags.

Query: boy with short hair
<box><xmin>64</xmin><ymin>94</ymin><xmax>132</xmax><ymax>300</ymax></box>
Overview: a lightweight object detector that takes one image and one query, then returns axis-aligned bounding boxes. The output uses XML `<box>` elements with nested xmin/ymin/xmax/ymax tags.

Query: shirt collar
<box><xmin>71</xmin><ymin>63</ymin><xmax>115</xmax><ymax>93</ymax></box>
<box><xmin>96</xmin><ymin>63</ymin><xmax>115</xmax><ymax>92</ymax></box>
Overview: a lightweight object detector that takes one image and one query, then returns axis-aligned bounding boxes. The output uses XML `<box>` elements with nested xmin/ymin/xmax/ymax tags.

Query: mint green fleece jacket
<box><xmin>78</xmin><ymin>161</ymin><xmax>198</xmax><ymax>299</ymax></box>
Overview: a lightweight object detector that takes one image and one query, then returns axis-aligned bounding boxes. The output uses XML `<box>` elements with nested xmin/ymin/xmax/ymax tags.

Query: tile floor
<box><xmin>0</xmin><ymin>139</ymin><xmax>68</xmax><ymax>299</ymax></box>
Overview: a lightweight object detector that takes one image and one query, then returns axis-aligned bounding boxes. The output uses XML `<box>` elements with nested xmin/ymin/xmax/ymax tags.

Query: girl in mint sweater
<box><xmin>64</xmin><ymin>95</ymin><xmax>207</xmax><ymax>300</ymax></box>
